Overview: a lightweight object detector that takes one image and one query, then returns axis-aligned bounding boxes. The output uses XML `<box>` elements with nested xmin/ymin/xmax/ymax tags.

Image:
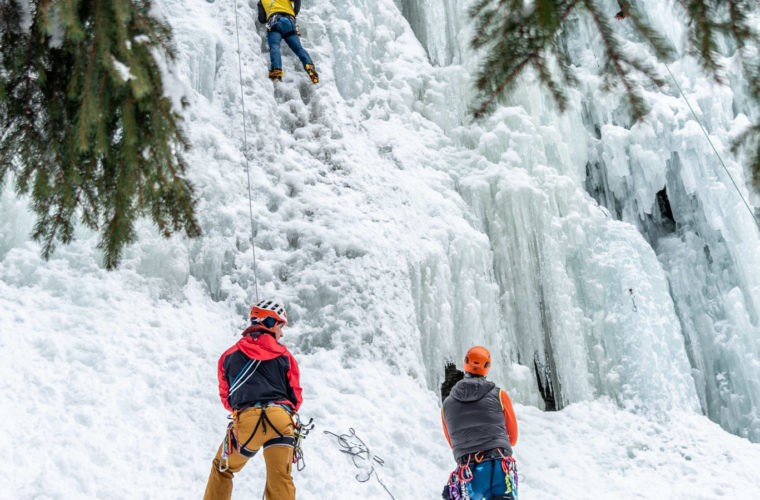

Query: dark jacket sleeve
<box><xmin>293</xmin><ymin>0</ymin><xmax>301</xmax><ymax>16</ymax></box>
<box><xmin>257</xmin><ymin>1</ymin><xmax>267</xmax><ymax>23</ymax></box>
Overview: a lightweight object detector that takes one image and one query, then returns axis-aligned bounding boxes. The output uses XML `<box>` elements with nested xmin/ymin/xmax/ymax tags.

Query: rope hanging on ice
<box><xmin>663</xmin><ymin>63</ymin><xmax>760</xmax><ymax>230</ymax></box>
<box><xmin>323</xmin><ymin>428</ymin><xmax>396</xmax><ymax>500</ymax></box>
<box><xmin>233</xmin><ymin>0</ymin><xmax>260</xmax><ymax>301</ymax></box>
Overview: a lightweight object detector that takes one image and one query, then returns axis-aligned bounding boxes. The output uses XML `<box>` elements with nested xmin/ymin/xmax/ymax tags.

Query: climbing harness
<box><xmin>323</xmin><ymin>428</ymin><xmax>396</xmax><ymax>500</ymax></box>
<box><xmin>218</xmin><ymin>402</ymin><xmax>298</xmax><ymax>472</ymax></box>
<box><xmin>663</xmin><ymin>63</ymin><xmax>760</xmax><ymax>230</ymax></box>
<box><xmin>292</xmin><ymin>414</ymin><xmax>315</xmax><ymax>471</ymax></box>
<box><xmin>232</xmin><ymin>0</ymin><xmax>260</xmax><ymax>301</ymax></box>
<box><xmin>446</xmin><ymin>450</ymin><xmax>518</xmax><ymax>500</ymax></box>
<box><xmin>267</xmin><ymin>13</ymin><xmax>298</xmax><ymax>37</ymax></box>
<box><xmin>628</xmin><ymin>288</ymin><xmax>638</xmax><ymax>312</ymax></box>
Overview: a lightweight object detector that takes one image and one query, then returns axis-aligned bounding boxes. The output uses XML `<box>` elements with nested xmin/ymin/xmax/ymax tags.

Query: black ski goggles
<box><xmin>253</xmin><ymin>316</ymin><xmax>281</xmax><ymax>329</ymax></box>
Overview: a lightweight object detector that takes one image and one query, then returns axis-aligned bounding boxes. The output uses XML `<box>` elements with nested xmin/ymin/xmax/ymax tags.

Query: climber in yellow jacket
<box><xmin>257</xmin><ymin>1</ymin><xmax>318</xmax><ymax>83</ymax></box>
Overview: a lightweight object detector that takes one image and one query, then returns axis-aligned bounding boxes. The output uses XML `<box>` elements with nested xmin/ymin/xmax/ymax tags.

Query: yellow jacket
<box><xmin>262</xmin><ymin>0</ymin><xmax>296</xmax><ymax>17</ymax></box>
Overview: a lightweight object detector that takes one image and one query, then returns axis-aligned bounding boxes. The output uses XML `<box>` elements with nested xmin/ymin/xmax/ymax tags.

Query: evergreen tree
<box><xmin>471</xmin><ymin>0</ymin><xmax>760</xmax><ymax>191</ymax></box>
<box><xmin>0</xmin><ymin>0</ymin><xmax>201</xmax><ymax>269</ymax></box>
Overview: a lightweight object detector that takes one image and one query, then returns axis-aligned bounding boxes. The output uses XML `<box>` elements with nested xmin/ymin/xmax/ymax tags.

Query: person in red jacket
<box><xmin>203</xmin><ymin>300</ymin><xmax>302</xmax><ymax>500</ymax></box>
<box><xmin>441</xmin><ymin>346</ymin><xmax>518</xmax><ymax>500</ymax></box>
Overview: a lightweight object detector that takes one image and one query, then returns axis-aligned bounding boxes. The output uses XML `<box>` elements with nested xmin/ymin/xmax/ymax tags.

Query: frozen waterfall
<box><xmin>2</xmin><ymin>0</ymin><xmax>760</xmax><ymax>498</ymax></box>
<box><xmin>401</xmin><ymin>0</ymin><xmax>760</xmax><ymax>439</ymax></box>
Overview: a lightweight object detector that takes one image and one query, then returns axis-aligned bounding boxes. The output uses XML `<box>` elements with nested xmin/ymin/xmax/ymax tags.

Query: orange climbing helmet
<box><xmin>250</xmin><ymin>299</ymin><xmax>288</xmax><ymax>326</ymax></box>
<box><xmin>464</xmin><ymin>346</ymin><xmax>491</xmax><ymax>376</ymax></box>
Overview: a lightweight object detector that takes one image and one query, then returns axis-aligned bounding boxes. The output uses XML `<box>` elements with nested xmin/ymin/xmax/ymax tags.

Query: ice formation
<box><xmin>2</xmin><ymin>0</ymin><xmax>760</xmax><ymax>498</ymax></box>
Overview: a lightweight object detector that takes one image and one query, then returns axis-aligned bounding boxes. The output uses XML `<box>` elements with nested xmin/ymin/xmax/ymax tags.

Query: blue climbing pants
<box><xmin>266</xmin><ymin>17</ymin><xmax>313</xmax><ymax>71</ymax></box>
<box><xmin>467</xmin><ymin>458</ymin><xmax>517</xmax><ymax>500</ymax></box>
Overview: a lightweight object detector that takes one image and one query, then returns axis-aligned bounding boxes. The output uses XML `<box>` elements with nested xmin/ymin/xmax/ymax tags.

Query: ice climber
<box><xmin>615</xmin><ymin>0</ymin><xmax>630</xmax><ymax>19</ymax></box>
<box><xmin>441</xmin><ymin>346</ymin><xmax>519</xmax><ymax>500</ymax></box>
<box><xmin>203</xmin><ymin>300</ymin><xmax>302</xmax><ymax>500</ymax></box>
<box><xmin>257</xmin><ymin>0</ymin><xmax>319</xmax><ymax>83</ymax></box>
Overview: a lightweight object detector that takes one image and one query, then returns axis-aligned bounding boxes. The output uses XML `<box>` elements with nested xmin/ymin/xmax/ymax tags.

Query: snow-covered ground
<box><xmin>2</xmin><ymin>281</ymin><xmax>759</xmax><ymax>499</ymax></box>
<box><xmin>2</xmin><ymin>0</ymin><xmax>760</xmax><ymax>498</ymax></box>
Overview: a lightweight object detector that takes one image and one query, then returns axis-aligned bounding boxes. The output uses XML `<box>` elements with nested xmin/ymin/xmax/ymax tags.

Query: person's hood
<box><xmin>449</xmin><ymin>376</ymin><xmax>495</xmax><ymax>402</ymax></box>
<box><xmin>235</xmin><ymin>325</ymin><xmax>287</xmax><ymax>360</ymax></box>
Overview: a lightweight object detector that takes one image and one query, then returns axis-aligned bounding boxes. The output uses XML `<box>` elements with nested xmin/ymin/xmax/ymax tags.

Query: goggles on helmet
<box><xmin>253</xmin><ymin>316</ymin><xmax>281</xmax><ymax>329</ymax></box>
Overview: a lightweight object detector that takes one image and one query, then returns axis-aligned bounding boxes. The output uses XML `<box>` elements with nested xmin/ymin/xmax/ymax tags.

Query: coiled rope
<box><xmin>232</xmin><ymin>0</ymin><xmax>260</xmax><ymax>301</ymax></box>
<box><xmin>664</xmin><ymin>63</ymin><xmax>760</xmax><ymax>229</ymax></box>
<box><xmin>323</xmin><ymin>428</ymin><xmax>396</xmax><ymax>500</ymax></box>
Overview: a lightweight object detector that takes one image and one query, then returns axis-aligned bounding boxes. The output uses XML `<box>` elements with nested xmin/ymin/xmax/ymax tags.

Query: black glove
<box><xmin>440</xmin><ymin>361</ymin><xmax>464</xmax><ymax>400</ymax></box>
<box><xmin>441</xmin><ymin>483</ymin><xmax>451</xmax><ymax>499</ymax></box>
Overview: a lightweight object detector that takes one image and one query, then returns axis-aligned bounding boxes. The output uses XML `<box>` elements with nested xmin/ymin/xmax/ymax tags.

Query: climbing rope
<box><xmin>664</xmin><ymin>63</ymin><xmax>760</xmax><ymax>229</ymax></box>
<box><xmin>232</xmin><ymin>0</ymin><xmax>260</xmax><ymax>301</ymax></box>
<box><xmin>323</xmin><ymin>428</ymin><xmax>396</xmax><ymax>500</ymax></box>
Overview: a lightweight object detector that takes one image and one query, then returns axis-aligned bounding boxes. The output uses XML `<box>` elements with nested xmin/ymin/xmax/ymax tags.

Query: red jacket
<box><xmin>217</xmin><ymin>325</ymin><xmax>302</xmax><ymax>412</ymax></box>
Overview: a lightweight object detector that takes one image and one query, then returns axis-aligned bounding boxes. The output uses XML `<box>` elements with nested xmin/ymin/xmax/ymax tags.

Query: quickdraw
<box><xmin>499</xmin><ymin>453</ymin><xmax>519</xmax><ymax>499</ymax></box>
<box><xmin>291</xmin><ymin>414</ymin><xmax>314</xmax><ymax>471</ymax></box>
<box><xmin>446</xmin><ymin>455</ymin><xmax>473</xmax><ymax>500</ymax></box>
<box><xmin>218</xmin><ymin>409</ymin><xmax>242</xmax><ymax>472</ymax></box>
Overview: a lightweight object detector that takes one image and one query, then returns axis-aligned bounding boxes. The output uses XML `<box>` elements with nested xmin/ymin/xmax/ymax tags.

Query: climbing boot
<box><xmin>269</xmin><ymin>69</ymin><xmax>283</xmax><ymax>82</ymax></box>
<box><xmin>304</xmin><ymin>64</ymin><xmax>318</xmax><ymax>84</ymax></box>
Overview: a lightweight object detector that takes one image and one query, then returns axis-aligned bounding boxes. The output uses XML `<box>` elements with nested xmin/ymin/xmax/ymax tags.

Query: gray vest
<box><xmin>442</xmin><ymin>376</ymin><xmax>511</xmax><ymax>461</ymax></box>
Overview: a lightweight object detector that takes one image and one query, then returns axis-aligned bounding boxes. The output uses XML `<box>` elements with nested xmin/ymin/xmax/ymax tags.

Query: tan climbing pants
<box><xmin>203</xmin><ymin>405</ymin><xmax>296</xmax><ymax>500</ymax></box>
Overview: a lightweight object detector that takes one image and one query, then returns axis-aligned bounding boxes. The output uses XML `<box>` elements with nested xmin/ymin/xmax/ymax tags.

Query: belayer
<box><xmin>203</xmin><ymin>300</ymin><xmax>302</xmax><ymax>500</ymax></box>
<box><xmin>257</xmin><ymin>0</ymin><xmax>319</xmax><ymax>83</ymax></box>
<box><xmin>441</xmin><ymin>346</ymin><xmax>519</xmax><ymax>500</ymax></box>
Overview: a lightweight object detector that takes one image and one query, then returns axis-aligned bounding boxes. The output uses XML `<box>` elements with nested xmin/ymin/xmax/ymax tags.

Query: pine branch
<box><xmin>726</xmin><ymin>1</ymin><xmax>760</xmax><ymax>100</ymax></box>
<box><xmin>473</xmin><ymin>1</ymin><xmax>579</xmax><ymax>117</ymax></box>
<box><xmin>470</xmin><ymin>0</ymin><xmax>760</xmax><ymax>191</ymax></box>
<box><xmin>0</xmin><ymin>0</ymin><xmax>201</xmax><ymax>268</ymax></box>
<box><xmin>678</xmin><ymin>0</ymin><xmax>724</xmax><ymax>82</ymax></box>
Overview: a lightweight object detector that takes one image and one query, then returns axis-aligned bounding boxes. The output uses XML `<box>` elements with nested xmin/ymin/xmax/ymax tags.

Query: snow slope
<box><xmin>2</xmin><ymin>0</ymin><xmax>760</xmax><ymax>498</ymax></box>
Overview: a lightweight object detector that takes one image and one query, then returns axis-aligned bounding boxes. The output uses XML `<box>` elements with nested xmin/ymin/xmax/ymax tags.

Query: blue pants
<box><xmin>467</xmin><ymin>459</ymin><xmax>517</xmax><ymax>500</ymax></box>
<box><xmin>266</xmin><ymin>17</ymin><xmax>313</xmax><ymax>71</ymax></box>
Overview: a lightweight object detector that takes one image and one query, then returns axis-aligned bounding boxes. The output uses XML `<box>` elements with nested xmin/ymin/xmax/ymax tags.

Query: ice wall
<box><xmin>388</xmin><ymin>0</ymin><xmax>705</xmax><ymax>416</ymax></box>
<box><xmin>565</xmin><ymin>1</ymin><xmax>760</xmax><ymax>440</ymax></box>
<box><xmin>399</xmin><ymin>0</ymin><xmax>466</xmax><ymax>66</ymax></box>
<box><xmin>2</xmin><ymin>5</ymin><xmax>758</xmax><ymax>486</ymax></box>
<box><xmin>164</xmin><ymin>0</ymin><xmax>705</xmax><ymax>420</ymax></box>
<box><xmin>392</xmin><ymin>0</ymin><xmax>760</xmax><ymax>437</ymax></box>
